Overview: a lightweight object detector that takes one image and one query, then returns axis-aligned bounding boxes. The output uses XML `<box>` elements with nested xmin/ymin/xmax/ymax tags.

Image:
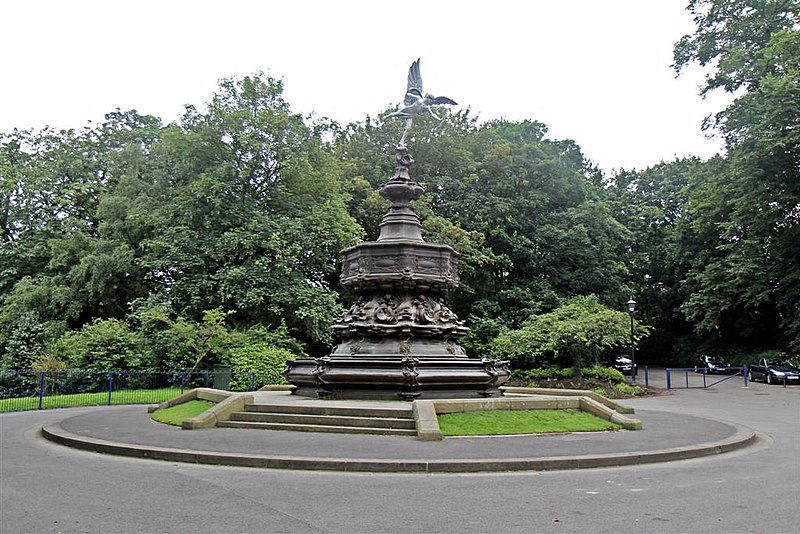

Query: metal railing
<box><xmin>665</xmin><ymin>366</ymin><xmax>747</xmax><ymax>389</ymax></box>
<box><xmin>0</xmin><ymin>369</ymin><xmax>266</xmax><ymax>412</ymax></box>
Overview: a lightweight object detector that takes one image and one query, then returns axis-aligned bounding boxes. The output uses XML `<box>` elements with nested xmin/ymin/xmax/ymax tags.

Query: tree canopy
<box><xmin>1</xmin><ymin>0</ymin><xmax>798</xmax><ymax>372</ymax></box>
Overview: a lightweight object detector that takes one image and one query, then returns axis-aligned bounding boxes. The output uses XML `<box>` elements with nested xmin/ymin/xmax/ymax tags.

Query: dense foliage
<box><xmin>489</xmin><ymin>296</ymin><xmax>648</xmax><ymax>370</ymax></box>
<box><xmin>1</xmin><ymin>1</ymin><xmax>797</xmax><ymax>374</ymax></box>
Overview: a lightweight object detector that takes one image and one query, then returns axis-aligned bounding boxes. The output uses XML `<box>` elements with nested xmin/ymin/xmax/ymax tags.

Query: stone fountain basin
<box><xmin>340</xmin><ymin>241</ymin><xmax>459</xmax><ymax>292</ymax></box>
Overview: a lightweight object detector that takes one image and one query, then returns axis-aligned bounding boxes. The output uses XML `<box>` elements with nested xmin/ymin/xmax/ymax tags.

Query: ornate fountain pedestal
<box><xmin>285</xmin><ymin>147</ymin><xmax>510</xmax><ymax>399</ymax></box>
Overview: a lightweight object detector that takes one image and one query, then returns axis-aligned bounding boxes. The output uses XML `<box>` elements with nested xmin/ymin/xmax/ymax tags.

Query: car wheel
<box><xmin>767</xmin><ymin>373</ymin><xmax>772</xmax><ymax>385</ymax></box>
<box><xmin>748</xmin><ymin>371</ymin><xmax>754</xmax><ymax>382</ymax></box>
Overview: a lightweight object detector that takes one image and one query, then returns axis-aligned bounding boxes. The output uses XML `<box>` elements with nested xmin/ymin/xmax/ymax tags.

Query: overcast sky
<box><xmin>1</xmin><ymin>0</ymin><xmax>732</xmax><ymax>175</ymax></box>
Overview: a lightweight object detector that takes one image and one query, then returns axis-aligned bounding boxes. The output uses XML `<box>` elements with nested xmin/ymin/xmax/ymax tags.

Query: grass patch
<box><xmin>0</xmin><ymin>387</ymin><xmax>183</xmax><ymax>413</ymax></box>
<box><xmin>151</xmin><ymin>400</ymin><xmax>215</xmax><ymax>426</ymax></box>
<box><xmin>437</xmin><ymin>409</ymin><xmax>622</xmax><ymax>436</ymax></box>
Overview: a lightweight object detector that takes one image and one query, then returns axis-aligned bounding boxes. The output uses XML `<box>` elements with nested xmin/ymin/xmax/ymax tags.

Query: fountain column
<box><xmin>284</xmin><ymin>146</ymin><xmax>510</xmax><ymax>399</ymax></box>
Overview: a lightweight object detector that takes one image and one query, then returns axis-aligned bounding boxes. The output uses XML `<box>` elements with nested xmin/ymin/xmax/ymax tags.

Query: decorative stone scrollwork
<box><xmin>482</xmin><ymin>358</ymin><xmax>498</xmax><ymax>378</ymax></box>
<box><xmin>399</xmin><ymin>356</ymin><xmax>421</xmax><ymax>398</ymax></box>
<box><xmin>401</xmin><ymin>356</ymin><xmax>420</xmax><ymax>381</ymax></box>
<box><xmin>339</xmin><ymin>242</ymin><xmax>460</xmax><ymax>293</ymax></box>
<box><xmin>482</xmin><ymin>358</ymin><xmax>511</xmax><ymax>380</ymax></box>
<box><xmin>395</xmin><ymin>147</ymin><xmax>414</xmax><ymax>176</ymax></box>
<box><xmin>333</xmin><ymin>293</ymin><xmax>469</xmax><ymax>339</ymax></box>
<box><xmin>312</xmin><ymin>357</ymin><xmax>330</xmax><ymax>385</ymax></box>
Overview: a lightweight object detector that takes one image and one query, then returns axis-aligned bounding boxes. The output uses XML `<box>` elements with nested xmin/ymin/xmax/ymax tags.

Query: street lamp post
<box><xmin>627</xmin><ymin>297</ymin><xmax>637</xmax><ymax>384</ymax></box>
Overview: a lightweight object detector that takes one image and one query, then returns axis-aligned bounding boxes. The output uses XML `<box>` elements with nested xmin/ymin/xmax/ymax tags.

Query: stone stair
<box><xmin>216</xmin><ymin>403</ymin><xmax>417</xmax><ymax>436</ymax></box>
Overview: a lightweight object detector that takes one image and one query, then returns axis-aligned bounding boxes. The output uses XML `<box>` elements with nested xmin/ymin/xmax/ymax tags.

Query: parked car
<box><xmin>748</xmin><ymin>357</ymin><xmax>800</xmax><ymax>385</ymax></box>
<box><xmin>696</xmin><ymin>354</ymin><xmax>738</xmax><ymax>374</ymax></box>
<box><xmin>613</xmin><ymin>355</ymin><xmax>637</xmax><ymax>376</ymax></box>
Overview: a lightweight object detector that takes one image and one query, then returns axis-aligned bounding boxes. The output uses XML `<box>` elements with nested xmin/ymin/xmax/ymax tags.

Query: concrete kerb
<box><xmin>500</xmin><ymin>386</ymin><xmax>636</xmax><ymax>414</ymax></box>
<box><xmin>146</xmin><ymin>388</ymin><xmax>254</xmax><ymax>429</ymax></box>
<box><xmin>412</xmin><ymin>395</ymin><xmax>642</xmax><ymax>441</ymax></box>
<box><xmin>44</xmin><ymin>387</ymin><xmax>753</xmax><ymax>473</ymax></box>
<box><xmin>182</xmin><ymin>393</ymin><xmax>254</xmax><ymax>429</ymax></box>
<box><xmin>257</xmin><ymin>385</ymin><xmax>295</xmax><ymax>392</ymax></box>
<box><xmin>39</xmin><ymin>417</ymin><xmax>757</xmax><ymax>473</ymax></box>
<box><xmin>147</xmin><ymin>387</ymin><xmax>234</xmax><ymax>414</ymax></box>
<box><xmin>150</xmin><ymin>387</ymin><xmax>640</xmax><ymax>437</ymax></box>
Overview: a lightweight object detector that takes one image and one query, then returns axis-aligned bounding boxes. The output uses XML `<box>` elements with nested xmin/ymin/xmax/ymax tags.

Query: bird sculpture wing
<box><xmin>404</xmin><ymin>58</ymin><xmax>424</xmax><ymax>106</ymax></box>
<box><xmin>427</xmin><ymin>96</ymin><xmax>458</xmax><ymax>105</ymax></box>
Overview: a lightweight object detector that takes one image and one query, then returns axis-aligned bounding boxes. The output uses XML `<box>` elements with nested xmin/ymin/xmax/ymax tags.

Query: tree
<box><xmin>136</xmin><ymin>74</ymin><xmax>363</xmax><ymax>349</ymax></box>
<box><xmin>337</xmin><ymin>114</ymin><xmax>631</xmax><ymax>332</ymax></box>
<box><xmin>489</xmin><ymin>296</ymin><xmax>649</xmax><ymax>371</ymax></box>
<box><xmin>0</xmin><ymin>74</ymin><xmax>363</xmax><ymax>363</ymax></box>
<box><xmin>604</xmin><ymin>158</ymin><xmax>716</xmax><ymax>362</ymax></box>
<box><xmin>673</xmin><ymin>0</ymin><xmax>800</xmax><ymax>350</ymax></box>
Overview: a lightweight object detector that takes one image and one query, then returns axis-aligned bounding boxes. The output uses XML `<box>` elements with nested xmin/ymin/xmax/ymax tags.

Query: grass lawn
<box><xmin>151</xmin><ymin>400</ymin><xmax>215</xmax><ymax>426</ymax></box>
<box><xmin>0</xmin><ymin>387</ymin><xmax>183</xmax><ymax>413</ymax></box>
<box><xmin>437</xmin><ymin>409</ymin><xmax>622</xmax><ymax>436</ymax></box>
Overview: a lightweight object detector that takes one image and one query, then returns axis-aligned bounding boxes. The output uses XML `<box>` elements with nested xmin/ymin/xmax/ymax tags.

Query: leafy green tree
<box><xmin>673</xmin><ymin>0</ymin><xmax>800</xmax><ymax>350</ymax></box>
<box><xmin>0</xmin><ymin>111</ymin><xmax>165</xmax><ymax>357</ymax></box>
<box><xmin>490</xmin><ymin>296</ymin><xmax>649</xmax><ymax>371</ymax></box>
<box><xmin>136</xmin><ymin>74</ymin><xmax>363</xmax><ymax>349</ymax></box>
<box><xmin>604</xmin><ymin>158</ymin><xmax>711</xmax><ymax>361</ymax></box>
<box><xmin>338</xmin><ymin>114</ymin><xmax>630</xmax><ymax>330</ymax></box>
<box><xmin>0</xmin><ymin>74</ymin><xmax>364</xmax><ymax>361</ymax></box>
<box><xmin>54</xmin><ymin>318</ymin><xmax>149</xmax><ymax>371</ymax></box>
<box><xmin>1</xmin><ymin>312</ymin><xmax>49</xmax><ymax>370</ymax></box>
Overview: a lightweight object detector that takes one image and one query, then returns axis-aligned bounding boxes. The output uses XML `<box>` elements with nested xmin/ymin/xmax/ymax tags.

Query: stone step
<box><xmin>230</xmin><ymin>411</ymin><xmax>416</xmax><ymax>430</ymax></box>
<box><xmin>244</xmin><ymin>403</ymin><xmax>413</xmax><ymax>419</ymax></box>
<box><xmin>217</xmin><ymin>420</ymin><xmax>417</xmax><ymax>436</ymax></box>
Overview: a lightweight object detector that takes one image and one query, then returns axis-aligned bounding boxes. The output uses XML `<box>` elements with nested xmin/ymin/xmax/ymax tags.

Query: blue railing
<box><xmin>0</xmin><ymin>369</ymin><xmax>267</xmax><ymax>412</ymax></box>
<box><xmin>665</xmin><ymin>366</ymin><xmax>747</xmax><ymax>389</ymax></box>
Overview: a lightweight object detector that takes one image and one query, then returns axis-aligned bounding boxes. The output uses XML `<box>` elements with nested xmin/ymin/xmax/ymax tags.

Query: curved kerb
<box><xmin>40</xmin><ymin>420</ymin><xmax>757</xmax><ymax>474</ymax></box>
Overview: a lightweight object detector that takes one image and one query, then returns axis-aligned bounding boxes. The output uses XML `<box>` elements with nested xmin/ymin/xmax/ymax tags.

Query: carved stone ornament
<box><xmin>332</xmin><ymin>293</ymin><xmax>469</xmax><ymax>339</ymax></box>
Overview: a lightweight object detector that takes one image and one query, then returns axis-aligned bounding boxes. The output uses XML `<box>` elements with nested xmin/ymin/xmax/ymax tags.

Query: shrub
<box><xmin>225</xmin><ymin>344</ymin><xmax>296</xmax><ymax>391</ymax></box>
<box><xmin>2</xmin><ymin>312</ymin><xmax>50</xmax><ymax>370</ymax></box>
<box><xmin>524</xmin><ymin>368</ymin><xmax>575</xmax><ymax>381</ymax></box>
<box><xmin>55</xmin><ymin>318</ymin><xmax>150</xmax><ymax>371</ymax></box>
<box><xmin>490</xmin><ymin>296</ymin><xmax>650</xmax><ymax>370</ymax></box>
<box><xmin>460</xmin><ymin>316</ymin><xmax>504</xmax><ymax>358</ymax></box>
<box><xmin>615</xmin><ymin>382</ymin><xmax>647</xmax><ymax>396</ymax></box>
<box><xmin>581</xmin><ymin>365</ymin><xmax>626</xmax><ymax>383</ymax></box>
<box><xmin>490</xmin><ymin>327</ymin><xmax>549</xmax><ymax>369</ymax></box>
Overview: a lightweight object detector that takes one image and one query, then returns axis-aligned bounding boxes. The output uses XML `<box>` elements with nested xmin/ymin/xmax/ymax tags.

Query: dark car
<box><xmin>613</xmin><ymin>355</ymin><xmax>637</xmax><ymax>376</ymax></box>
<box><xmin>748</xmin><ymin>357</ymin><xmax>800</xmax><ymax>385</ymax></box>
<box><xmin>696</xmin><ymin>354</ymin><xmax>738</xmax><ymax>374</ymax></box>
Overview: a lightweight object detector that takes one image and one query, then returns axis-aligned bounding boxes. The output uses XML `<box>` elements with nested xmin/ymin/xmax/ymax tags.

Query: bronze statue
<box><xmin>383</xmin><ymin>58</ymin><xmax>458</xmax><ymax>147</ymax></box>
<box><xmin>284</xmin><ymin>58</ymin><xmax>510</xmax><ymax>400</ymax></box>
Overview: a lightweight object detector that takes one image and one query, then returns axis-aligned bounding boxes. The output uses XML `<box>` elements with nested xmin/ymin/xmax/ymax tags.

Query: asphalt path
<box><xmin>1</xmin><ymin>370</ymin><xmax>798</xmax><ymax>534</ymax></box>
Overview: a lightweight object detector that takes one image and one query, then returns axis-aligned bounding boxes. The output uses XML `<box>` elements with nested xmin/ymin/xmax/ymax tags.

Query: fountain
<box><xmin>284</xmin><ymin>143</ymin><xmax>510</xmax><ymax>399</ymax></box>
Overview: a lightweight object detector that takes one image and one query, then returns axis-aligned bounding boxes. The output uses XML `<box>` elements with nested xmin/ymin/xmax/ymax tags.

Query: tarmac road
<box><xmin>1</xmin><ymin>370</ymin><xmax>798</xmax><ymax>534</ymax></box>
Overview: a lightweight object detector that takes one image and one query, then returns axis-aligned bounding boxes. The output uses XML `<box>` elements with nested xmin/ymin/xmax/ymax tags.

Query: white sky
<box><xmin>0</xmin><ymin>0</ymin><xmax>731</xmax><ymax>175</ymax></box>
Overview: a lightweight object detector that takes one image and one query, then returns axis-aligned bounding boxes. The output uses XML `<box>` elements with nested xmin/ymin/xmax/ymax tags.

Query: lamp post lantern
<box><xmin>626</xmin><ymin>297</ymin><xmax>637</xmax><ymax>384</ymax></box>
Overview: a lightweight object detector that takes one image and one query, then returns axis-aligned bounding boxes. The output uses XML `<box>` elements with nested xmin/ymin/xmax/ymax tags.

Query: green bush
<box><xmin>225</xmin><ymin>343</ymin><xmax>296</xmax><ymax>391</ymax></box>
<box><xmin>525</xmin><ymin>368</ymin><xmax>575</xmax><ymax>381</ymax></box>
<box><xmin>581</xmin><ymin>365</ymin><xmax>626</xmax><ymax>383</ymax></box>
<box><xmin>491</xmin><ymin>327</ymin><xmax>549</xmax><ymax>369</ymax></box>
<box><xmin>55</xmin><ymin>318</ymin><xmax>150</xmax><ymax>371</ymax></box>
<box><xmin>137</xmin><ymin>308</ymin><xmax>235</xmax><ymax>371</ymax></box>
<box><xmin>490</xmin><ymin>296</ymin><xmax>650</xmax><ymax>370</ymax></box>
<box><xmin>615</xmin><ymin>382</ymin><xmax>647</xmax><ymax>396</ymax></box>
<box><xmin>460</xmin><ymin>316</ymin><xmax>504</xmax><ymax>358</ymax></box>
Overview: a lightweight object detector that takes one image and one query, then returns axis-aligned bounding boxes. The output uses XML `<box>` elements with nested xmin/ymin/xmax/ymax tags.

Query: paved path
<box><xmin>2</xmin><ymin>371</ymin><xmax>798</xmax><ymax>533</ymax></box>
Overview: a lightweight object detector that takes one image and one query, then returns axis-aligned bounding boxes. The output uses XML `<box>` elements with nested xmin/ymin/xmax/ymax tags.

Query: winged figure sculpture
<box><xmin>383</xmin><ymin>58</ymin><xmax>458</xmax><ymax>147</ymax></box>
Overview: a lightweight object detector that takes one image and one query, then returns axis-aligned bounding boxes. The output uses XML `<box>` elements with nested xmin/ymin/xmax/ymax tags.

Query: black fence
<box><xmin>0</xmin><ymin>369</ymin><xmax>265</xmax><ymax>412</ymax></box>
